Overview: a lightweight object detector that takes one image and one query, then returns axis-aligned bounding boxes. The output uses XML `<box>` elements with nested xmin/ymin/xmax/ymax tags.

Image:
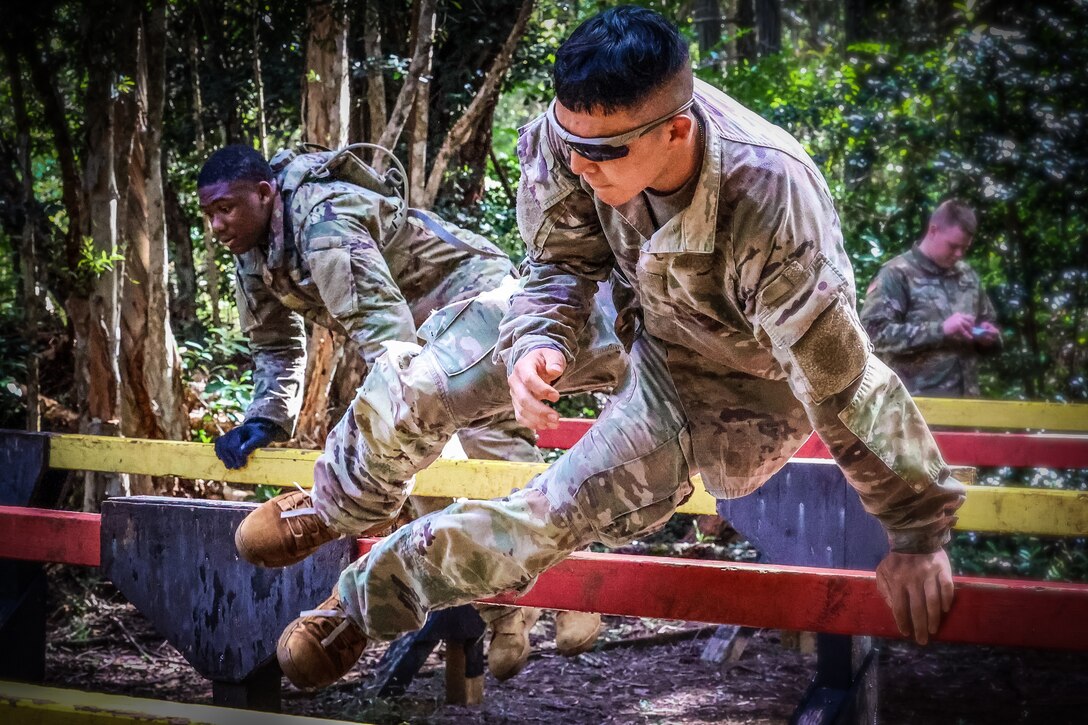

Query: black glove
<box><xmin>214</xmin><ymin>419</ymin><xmax>281</xmax><ymax>469</ymax></box>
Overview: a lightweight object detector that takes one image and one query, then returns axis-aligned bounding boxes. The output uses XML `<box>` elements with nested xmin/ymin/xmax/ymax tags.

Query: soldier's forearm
<box><xmin>805</xmin><ymin>356</ymin><xmax>965</xmax><ymax>553</ymax></box>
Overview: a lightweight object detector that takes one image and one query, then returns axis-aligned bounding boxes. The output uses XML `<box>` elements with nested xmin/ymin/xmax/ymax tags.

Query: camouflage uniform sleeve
<box><xmin>859</xmin><ymin>265</ymin><xmax>945</xmax><ymax>355</ymax></box>
<box><xmin>495</xmin><ymin>116</ymin><xmax>614</xmax><ymax>374</ymax></box>
<box><xmin>739</xmin><ymin>157</ymin><xmax>964</xmax><ymax>553</ymax></box>
<box><xmin>299</xmin><ymin>191</ymin><xmax>417</xmax><ymax>369</ymax></box>
<box><xmin>975</xmin><ymin>276</ymin><xmax>1004</xmax><ymax>354</ymax></box>
<box><xmin>235</xmin><ymin>266</ymin><xmax>306</xmax><ymax>438</ymax></box>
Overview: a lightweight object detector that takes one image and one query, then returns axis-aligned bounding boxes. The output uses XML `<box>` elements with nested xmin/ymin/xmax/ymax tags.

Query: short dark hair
<box><xmin>554</xmin><ymin>6</ymin><xmax>690</xmax><ymax>114</ymax></box>
<box><xmin>930</xmin><ymin>199</ymin><xmax>977</xmax><ymax>236</ymax></box>
<box><xmin>197</xmin><ymin>145</ymin><xmax>273</xmax><ymax>188</ymax></box>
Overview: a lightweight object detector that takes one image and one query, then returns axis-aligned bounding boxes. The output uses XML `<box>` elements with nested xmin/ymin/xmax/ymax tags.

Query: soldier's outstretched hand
<box><xmin>508</xmin><ymin>347</ymin><xmax>566</xmax><ymax>430</ymax></box>
<box><xmin>875</xmin><ymin>549</ymin><xmax>954</xmax><ymax>645</ymax></box>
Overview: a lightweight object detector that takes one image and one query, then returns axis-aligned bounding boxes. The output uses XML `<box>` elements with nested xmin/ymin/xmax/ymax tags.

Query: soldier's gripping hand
<box><xmin>214</xmin><ymin>418</ymin><xmax>281</xmax><ymax>469</ymax></box>
<box><xmin>941</xmin><ymin>312</ymin><xmax>976</xmax><ymax>342</ymax></box>
<box><xmin>875</xmin><ymin>549</ymin><xmax>954</xmax><ymax>645</ymax></box>
<box><xmin>508</xmin><ymin>347</ymin><xmax>566</xmax><ymax>430</ymax></box>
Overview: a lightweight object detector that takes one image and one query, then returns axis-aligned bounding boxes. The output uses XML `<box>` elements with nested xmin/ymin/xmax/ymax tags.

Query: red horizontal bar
<box><xmin>539</xmin><ymin>420</ymin><xmax>1088</xmax><ymax>469</ymax></box>
<box><xmin>0</xmin><ymin>506</ymin><xmax>101</xmax><ymax>567</ymax></box>
<box><xmin>359</xmin><ymin>540</ymin><xmax>1088</xmax><ymax>651</ymax></box>
<box><xmin>2</xmin><ymin>507</ymin><xmax>1085</xmax><ymax>652</ymax></box>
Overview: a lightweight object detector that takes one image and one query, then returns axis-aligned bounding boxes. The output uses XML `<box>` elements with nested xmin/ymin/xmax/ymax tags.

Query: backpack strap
<box><xmin>407</xmin><ymin>208</ymin><xmax>511</xmax><ymax>261</ymax></box>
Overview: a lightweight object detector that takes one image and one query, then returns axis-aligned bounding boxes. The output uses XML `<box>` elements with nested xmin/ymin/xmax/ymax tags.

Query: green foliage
<box><xmin>951</xmin><ymin>532</ymin><xmax>1088</xmax><ymax>582</ymax></box>
<box><xmin>75</xmin><ymin>237</ymin><xmax>125</xmax><ymax>277</ymax></box>
<box><xmin>179</xmin><ymin>325</ymin><xmax>255</xmax><ymax>440</ymax></box>
<box><xmin>695</xmin><ymin>4</ymin><xmax>1088</xmax><ymax>400</ymax></box>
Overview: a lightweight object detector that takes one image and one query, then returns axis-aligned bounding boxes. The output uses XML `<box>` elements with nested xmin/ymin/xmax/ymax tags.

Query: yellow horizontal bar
<box><xmin>49</xmin><ymin>434</ymin><xmax>319</xmax><ymax>486</ymax></box>
<box><xmin>0</xmin><ymin>681</ymin><xmax>356</xmax><ymax>725</ymax></box>
<box><xmin>414</xmin><ymin>460</ymin><xmax>1088</xmax><ymax>536</ymax></box>
<box><xmin>915</xmin><ymin>398</ymin><xmax>1088</xmax><ymax>432</ymax></box>
<box><xmin>47</xmin><ymin>435</ymin><xmax>1088</xmax><ymax>536</ymax></box>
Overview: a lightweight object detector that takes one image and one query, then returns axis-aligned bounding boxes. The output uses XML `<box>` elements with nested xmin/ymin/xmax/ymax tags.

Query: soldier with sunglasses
<box><xmin>271</xmin><ymin>5</ymin><xmax>966</xmax><ymax>690</ymax></box>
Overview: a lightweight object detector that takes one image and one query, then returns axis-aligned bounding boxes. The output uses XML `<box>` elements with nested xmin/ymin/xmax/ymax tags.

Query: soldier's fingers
<box><xmin>909</xmin><ymin>583</ymin><xmax>929</xmax><ymax>645</ymax></box>
<box><xmin>885</xmin><ymin>578</ymin><xmax>911</xmax><ymax>638</ymax></box>
<box><xmin>510</xmin><ymin>385</ymin><xmax>559</xmax><ymax>430</ymax></box>
<box><xmin>521</xmin><ymin>372</ymin><xmax>561</xmax><ymax>403</ymax></box>
<box><xmin>939</xmin><ymin>567</ymin><xmax>955</xmax><ymax>613</ymax></box>
<box><xmin>875</xmin><ymin>568</ymin><xmax>892</xmax><ymax>606</ymax></box>
<box><xmin>924</xmin><ymin>577</ymin><xmax>942</xmax><ymax>636</ymax></box>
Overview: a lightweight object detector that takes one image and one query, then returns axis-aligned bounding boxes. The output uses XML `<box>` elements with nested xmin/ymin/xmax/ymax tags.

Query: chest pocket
<box><xmin>906</xmin><ymin>278</ymin><xmax>948</xmax><ymax>322</ymax></box>
<box><xmin>304</xmin><ymin>236</ymin><xmax>358</xmax><ymax>319</ymax></box>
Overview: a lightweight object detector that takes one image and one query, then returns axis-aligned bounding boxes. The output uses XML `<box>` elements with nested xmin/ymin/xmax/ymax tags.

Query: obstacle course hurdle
<box><xmin>1</xmin><ymin>397</ymin><xmax>1086</xmax><ymax>722</ymax></box>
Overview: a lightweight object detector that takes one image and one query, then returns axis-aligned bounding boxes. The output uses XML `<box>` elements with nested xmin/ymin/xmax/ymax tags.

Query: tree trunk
<box><xmin>736</xmin><ymin>0</ymin><xmax>757</xmax><ymax>63</ymax></box>
<box><xmin>165</xmin><ymin>171</ymin><xmax>199</xmax><ymax>341</ymax></box>
<box><xmin>756</xmin><ymin>0</ymin><xmax>781</xmax><ymax>55</ymax></box>
<box><xmin>294</xmin><ymin>327</ymin><xmax>344</xmax><ymax>448</ymax></box>
<box><xmin>374</xmin><ymin>0</ymin><xmax>437</xmax><ymax>157</ymax></box>
<box><xmin>363</xmin><ymin>1</ymin><xmax>388</xmax><ymax>144</ymax></box>
<box><xmin>252</xmin><ymin>3</ymin><xmax>269</xmax><ymax>157</ymax></box>
<box><xmin>74</xmin><ymin>0</ymin><xmax>127</xmax><ymax>509</ymax></box>
<box><xmin>845</xmin><ymin>0</ymin><xmax>891</xmax><ymax>45</ymax></box>
<box><xmin>303</xmin><ymin>0</ymin><xmax>350</xmax><ymax>148</ymax></box>
<box><xmin>3</xmin><ymin>41</ymin><xmax>40</xmax><ymax>430</ymax></box>
<box><xmin>693</xmin><ymin>0</ymin><xmax>723</xmax><ymax>59</ymax></box>
<box><xmin>296</xmin><ymin>0</ymin><xmax>352</xmax><ymax>448</ymax></box>
<box><xmin>142</xmin><ymin>2</ymin><xmax>187</xmax><ymax>444</ymax></box>
<box><xmin>15</xmin><ymin>31</ymin><xmax>84</xmax><ymax>287</ymax></box>
<box><xmin>188</xmin><ymin>26</ymin><xmax>220</xmax><ymax>327</ymax></box>
<box><xmin>421</xmin><ymin>0</ymin><xmax>534</xmax><ymax>208</ymax></box>
<box><xmin>406</xmin><ymin>0</ymin><xmax>433</xmax><ymax>205</ymax></box>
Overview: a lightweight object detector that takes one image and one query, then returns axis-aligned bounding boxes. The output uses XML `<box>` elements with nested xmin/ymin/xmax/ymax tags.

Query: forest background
<box><xmin>0</xmin><ymin>0</ymin><xmax>1085</xmax><ymax>577</ymax></box>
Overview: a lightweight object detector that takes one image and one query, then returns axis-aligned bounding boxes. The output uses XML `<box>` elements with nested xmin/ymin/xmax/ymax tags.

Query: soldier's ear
<box><xmin>256</xmin><ymin>180</ymin><xmax>276</xmax><ymax>206</ymax></box>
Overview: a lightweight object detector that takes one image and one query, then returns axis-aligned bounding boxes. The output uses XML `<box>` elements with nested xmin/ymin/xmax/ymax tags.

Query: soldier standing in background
<box><xmin>197</xmin><ymin>144</ymin><xmax>611</xmax><ymax>682</ymax></box>
<box><xmin>861</xmin><ymin>200</ymin><xmax>1002</xmax><ymax>396</ymax></box>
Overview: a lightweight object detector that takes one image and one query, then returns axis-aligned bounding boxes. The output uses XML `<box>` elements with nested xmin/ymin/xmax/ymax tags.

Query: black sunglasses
<box><xmin>546</xmin><ymin>98</ymin><xmax>696</xmax><ymax>162</ymax></box>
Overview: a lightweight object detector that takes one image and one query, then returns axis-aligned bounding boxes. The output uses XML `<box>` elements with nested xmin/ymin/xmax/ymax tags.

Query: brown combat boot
<box><xmin>235</xmin><ymin>489</ymin><xmax>343</xmax><ymax>568</ymax></box>
<box><xmin>486</xmin><ymin>607</ymin><xmax>541</xmax><ymax>681</ymax></box>
<box><xmin>277</xmin><ymin>586</ymin><xmax>368</xmax><ymax>689</ymax></box>
<box><xmin>554</xmin><ymin>611</ymin><xmax>602</xmax><ymax>657</ymax></box>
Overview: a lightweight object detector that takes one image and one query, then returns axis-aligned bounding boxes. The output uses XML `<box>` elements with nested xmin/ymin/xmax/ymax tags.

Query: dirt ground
<box><xmin>39</xmin><ymin>565</ymin><xmax>1088</xmax><ymax>725</ymax></box>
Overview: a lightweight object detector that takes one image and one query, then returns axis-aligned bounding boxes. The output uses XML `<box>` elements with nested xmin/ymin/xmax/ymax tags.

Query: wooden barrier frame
<box><xmin>0</xmin><ymin>681</ymin><xmax>357</xmax><ymax>725</ymax></box>
<box><xmin>2</xmin><ymin>506</ymin><xmax>1087</xmax><ymax>652</ymax></box>
<box><xmin>46</xmin><ymin>433</ymin><xmax>1088</xmax><ymax>536</ymax></box>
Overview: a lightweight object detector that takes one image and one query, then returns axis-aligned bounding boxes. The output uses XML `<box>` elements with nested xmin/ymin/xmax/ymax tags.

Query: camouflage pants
<box><xmin>310</xmin><ymin>278</ymin><xmax>626</xmax><ymax>519</ymax></box>
<box><xmin>322</xmin><ymin>329</ymin><xmax>696</xmax><ymax>640</ymax></box>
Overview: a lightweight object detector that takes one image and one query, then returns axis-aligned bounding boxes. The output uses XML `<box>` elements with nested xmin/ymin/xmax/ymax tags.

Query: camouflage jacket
<box><xmin>497</xmin><ymin>79</ymin><xmax>964</xmax><ymax>553</ymax></box>
<box><xmin>860</xmin><ymin>246</ymin><xmax>1000</xmax><ymax>396</ymax></box>
<box><xmin>237</xmin><ymin>150</ymin><xmax>513</xmax><ymax>436</ymax></box>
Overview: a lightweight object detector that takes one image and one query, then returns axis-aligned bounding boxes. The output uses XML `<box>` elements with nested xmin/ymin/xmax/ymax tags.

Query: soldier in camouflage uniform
<box><xmin>196</xmin><ymin>144</ymin><xmax>617</xmax><ymax>683</ymax></box>
<box><xmin>198</xmin><ymin>144</ymin><xmax>525</xmax><ymax>466</ymax></box>
<box><xmin>273</xmin><ymin>8</ymin><xmax>967</xmax><ymax>690</ymax></box>
<box><xmin>861</xmin><ymin>200</ymin><xmax>1002</xmax><ymax>396</ymax></box>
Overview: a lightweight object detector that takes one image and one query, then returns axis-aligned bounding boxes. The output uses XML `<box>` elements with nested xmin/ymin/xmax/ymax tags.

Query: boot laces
<box><xmin>279</xmin><ymin>483</ymin><xmax>323</xmax><ymax>538</ymax></box>
<box><xmin>298</xmin><ymin>607</ymin><xmax>354</xmax><ymax>648</ymax></box>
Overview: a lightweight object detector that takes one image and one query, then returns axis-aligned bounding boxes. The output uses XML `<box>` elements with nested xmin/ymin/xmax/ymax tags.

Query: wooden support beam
<box><xmin>540</xmin><ymin>422</ymin><xmax>1088</xmax><ymax>468</ymax></box>
<box><xmin>915</xmin><ymin>398</ymin><xmax>1088</xmax><ymax>432</ymax></box>
<box><xmin>38</xmin><ymin>436</ymin><xmax>1088</xmax><ymax>536</ymax></box>
<box><xmin>47</xmin><ymin>433</ymin><xmax>320</xmax><ymax>485</ymax></box>
<box><xmin>0</xmin><ymin>680</ymin><xmax>358</xmax><ymax>725</ymax></box>
<box><xmin>3</xmin><ymin>508</ymin><xmax>1086</xmax><ymax>652</ymax></box>
<box><xmin>0</xmin><ymin>506</ymin><xmax>100</xmax><ymax>567</ymax></box>
<box><xmin>359</xmin><ymin>543</ymin><xmax>1088</xmax><ymax>652</ymax></box>
<box><xmin>538</xmin><ymin>400</ymin><xmax>1088</xmax><ymax>441</ymax></box>
<box><xmin>794</xmin><ymin>431</ymin><xmax>1088</xmax><ymax>469</ymax></box>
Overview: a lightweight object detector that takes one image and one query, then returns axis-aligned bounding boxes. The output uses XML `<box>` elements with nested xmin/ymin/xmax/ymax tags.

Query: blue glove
<box><xmin>214</xmin><ymin>419</ymin><xmax>281</xmax><ymax>469</ymax></box>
